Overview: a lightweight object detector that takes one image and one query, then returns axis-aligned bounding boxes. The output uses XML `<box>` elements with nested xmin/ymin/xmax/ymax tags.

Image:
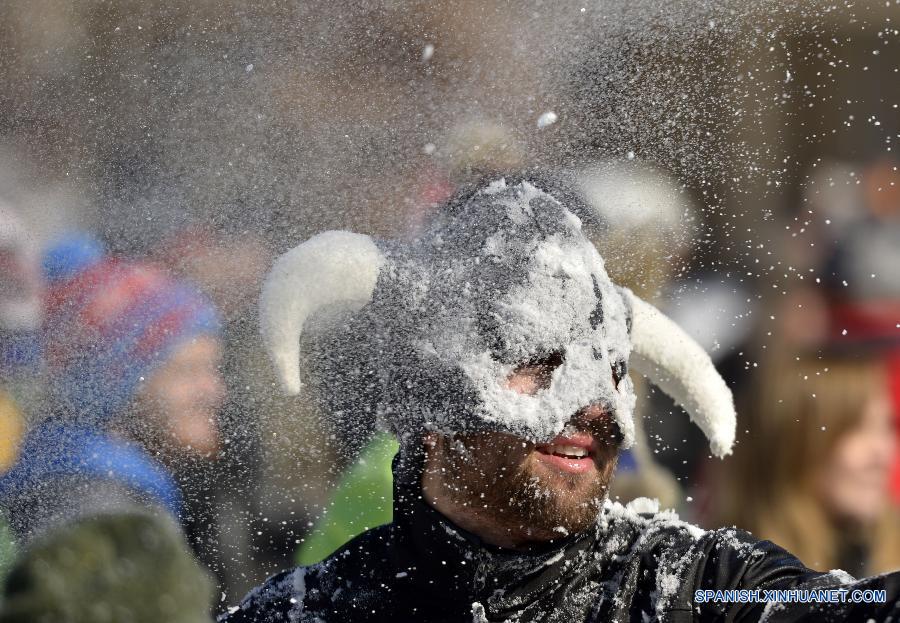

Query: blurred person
<box><xmin>825</xmin><ymin>158</ymin><xmax>900</xmax><ymax>322</ymax></box>
<box><xmin>0</xmin><ymin>511</ymin><xmax>215</xmax><ymax>623</ymax></box>
<box><xmin>222</xmin><ymin>177</ymin><xmax>899</xmax><ymax>622</ymax></box>
<box><xmin>0</xmin><ymin>204</ymin><xmax>44</xmax><ymax>579</ymax></box>
<box><xmin>823</xmin><ymin>156</ymin><xmax>900</xmax><ymax>502</ymax></box>
<box><xmin>155</xmin><ymin>224</ymin><xmax>333</xmax><ymax>598</ymax></box>
<box><xmin>154</xmin><ymin>226</ymin><xmax>271</xmax><ymax>567</ymax></box>
<box><xmin>715</xmin><ymin>354</ymin><xmax>900</xmax><ymax>576</ymax></box>
<box><xmin>0</xmin><ymin>204</ymin><xmax>43</xmax><ymax>473</ymax></box>
<box><xmin>0</xmin><ymin>234</ymin><xmax>224</xmax><ymax>543</ymax></box>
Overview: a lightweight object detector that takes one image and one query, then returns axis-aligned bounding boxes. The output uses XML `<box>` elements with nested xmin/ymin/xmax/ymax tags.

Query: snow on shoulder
<box><xmin>601</xmin><ymin>497</ymin><xmax>706</xmax><ymax>542</ymax></box>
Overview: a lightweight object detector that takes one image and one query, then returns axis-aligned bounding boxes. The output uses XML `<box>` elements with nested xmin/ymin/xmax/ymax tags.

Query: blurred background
<box><xmin>0</xmin><ymin>0</ymin><xmax>897</xmax><ymax>617</ymax></box>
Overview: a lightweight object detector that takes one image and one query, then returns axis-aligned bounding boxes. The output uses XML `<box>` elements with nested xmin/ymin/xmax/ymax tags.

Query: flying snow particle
<box><xmin>841</xmin><ymin>329</ymin><xmax>848</xmax><ymax>336</ymax></box>
<box><xmin>536</xmin><ymin>111</ymin><xmax>558</xmax><ymax>129</ymax></box>
<box><xmin>626</xmin><ymin>150</ymin><xmax>635</xmax><ymax>160</ymax></box>
<box><xmin>423</xmin><ymin>143</ymin><xmax>436</xmax><ymax>155</ymax></box>
<box><xmin>245</xmin><ymin>63</ymin><xmax>254</xmax><ymax>72</ymax></box>
<box><xmin>784</xmin><ymin>70</ymin><xmax>792</xmax><ymax>82</ymax></box>
<box><xmin>422</xmin><ymin>44</ymin><xmax>435</xmax><ymax>62</ymax></box>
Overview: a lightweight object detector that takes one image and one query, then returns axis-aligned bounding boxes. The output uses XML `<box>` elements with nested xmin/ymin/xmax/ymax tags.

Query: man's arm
<box><xmin>686</xmin><ymin>528</ymin><xmax>900</xmax><ymax>622</ymax></box>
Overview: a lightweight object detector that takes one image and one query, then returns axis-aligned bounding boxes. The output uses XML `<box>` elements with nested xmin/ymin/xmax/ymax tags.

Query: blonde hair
<box><xmin>716</xmin><ymin>354</ymin><xmax>900</xmax><ymax>574</ymax></box>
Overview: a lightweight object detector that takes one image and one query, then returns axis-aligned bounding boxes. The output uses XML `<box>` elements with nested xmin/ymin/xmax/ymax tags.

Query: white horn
<box><xmin>259</xmin><ymin>231</ymin><xmax>385</xmax><ymax>395</ymax></box>
<box><xmin>626</xmin><ymin>292</ymin><xmax>736</xmax><ymax>457</ymax></box>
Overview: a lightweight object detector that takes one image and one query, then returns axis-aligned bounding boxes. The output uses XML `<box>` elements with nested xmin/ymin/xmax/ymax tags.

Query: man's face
<box><xmin>423</xmin><ymin>355</ymin><xmax>621</xmax><ymax>542</ymax></box>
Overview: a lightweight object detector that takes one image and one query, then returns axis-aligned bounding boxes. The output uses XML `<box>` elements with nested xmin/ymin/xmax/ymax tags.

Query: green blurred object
<box><xmin>297</xmin><ymin>431</ymin><xmax>399</xmax><ymax>566</ymax></box>
<box><xmin>0</xmin><ymin>512</ymin><xmax>215</xmax><ymax>623</ymax></box>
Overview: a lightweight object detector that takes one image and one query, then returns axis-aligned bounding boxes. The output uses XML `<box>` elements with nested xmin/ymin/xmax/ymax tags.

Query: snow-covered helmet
<box><xmin>259</xmin><ymin>176</ymin><xmax>736</xmax><ymax>457</ymax></box>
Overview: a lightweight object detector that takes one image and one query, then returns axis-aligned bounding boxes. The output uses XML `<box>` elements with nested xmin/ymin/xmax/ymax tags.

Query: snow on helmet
<box><xmin>259</xmin><ymin>176</ymin><xmax>736</xmax><ymax>457</ymax></box>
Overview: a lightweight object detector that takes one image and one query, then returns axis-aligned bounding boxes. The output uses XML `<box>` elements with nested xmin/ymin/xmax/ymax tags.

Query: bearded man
<box><xmin>221</xmin><ymin>176</ymin><xmax>900</xmax><ymax>622</ymax></box>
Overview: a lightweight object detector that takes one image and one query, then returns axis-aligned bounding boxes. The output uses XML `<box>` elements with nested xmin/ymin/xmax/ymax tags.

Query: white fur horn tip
<box><xmin>627</xmin><ymin>293</ymin><xmax>737</xmax><ymax>457</ymax></box>
<box><xmin>258</xmin><ymin>231</ymin><xmax>385</xmax><ymax>395</ymax></box>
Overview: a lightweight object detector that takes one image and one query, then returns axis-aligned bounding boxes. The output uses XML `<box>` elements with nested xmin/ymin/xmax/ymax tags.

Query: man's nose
<box><xmin>571</xmin><ymin>403</ymin><xmax>622</xmax><ymax>444</ymax></box>
<box><xmin>577</xmin><ymin>403</ymin><xmax>607</xmax><ymax>421</ymax></box>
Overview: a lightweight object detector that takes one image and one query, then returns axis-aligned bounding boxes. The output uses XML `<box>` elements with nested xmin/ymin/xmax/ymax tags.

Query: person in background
<box><xmin>823</xmin><ymin>157</ymin><xmax>900</xmax><ymax>502</ymax></box>
<box><xmin>0</xmin><ymin>204</ymin><xmax>44</xmax><ymax>473</ymax></box>
<box><xmin>715</xmin><ymin>354</ymin><xmax>900</xmax><ymax>575</ymax></box>
<box><xmin>0</xmin><ymin>234</ymin><xmax>225</xmax><ymax>543</ymax></box>
<box><xmin>154</xmin><ymin>224</ymin><xmax>308</xmax><ymax>598</ymax></box>
<box><xmin>0</xmin><ymin>205</ymin><xmax>44</xmax><ymax>577</ymax></box>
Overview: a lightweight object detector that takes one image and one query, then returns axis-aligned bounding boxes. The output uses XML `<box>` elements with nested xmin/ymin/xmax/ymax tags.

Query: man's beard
<box><xmin>430</xmin><ymin>423</ymin><xmax>620</xmax><ymax>539</ymax></box>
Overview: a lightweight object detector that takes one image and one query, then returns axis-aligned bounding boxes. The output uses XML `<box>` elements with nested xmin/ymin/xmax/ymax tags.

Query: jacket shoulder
<box><xmin>218</xmin><ymin>524</ymin><xmax>396</xmax><ymax>623</ymax></box>
<box><xmin>595</xmin><ymin>502</ymin><xmax>783</xmax><ymax>619</ymax></box>
<box><xmin>218</xmin><ymin>568</ymin><xmax>304</xmax><ymax>623</ymax></box>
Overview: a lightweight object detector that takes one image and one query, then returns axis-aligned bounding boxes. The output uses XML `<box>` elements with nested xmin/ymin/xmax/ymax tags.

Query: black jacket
<box><xmin>220</xmin><ymin>488</ymin><xmax>900</xmax><ymax>622</ymax></box>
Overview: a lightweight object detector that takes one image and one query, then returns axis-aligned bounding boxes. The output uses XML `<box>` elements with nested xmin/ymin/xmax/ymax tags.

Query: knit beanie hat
<box><xmin>42</xmin><ymin>234</ymin><xmax>220</xmax><ymax>423</ymax></box>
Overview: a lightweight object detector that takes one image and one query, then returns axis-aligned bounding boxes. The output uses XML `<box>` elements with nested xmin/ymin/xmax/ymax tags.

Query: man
<box><xmin>223</xmin><ymin>176</ymin><xmax>900</xmax><ymax>622</ymax></box>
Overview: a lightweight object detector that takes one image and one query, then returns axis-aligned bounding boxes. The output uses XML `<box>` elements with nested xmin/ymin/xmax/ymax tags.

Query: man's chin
<box><xmin>498</xmin><ymin>450</ymin><xmax>614</xmax><ymax>534</ymax></box>
<box><xmin>428</xmin><ymin>430</ymin><xmax>617</xmax><ymax>540</ymax></box>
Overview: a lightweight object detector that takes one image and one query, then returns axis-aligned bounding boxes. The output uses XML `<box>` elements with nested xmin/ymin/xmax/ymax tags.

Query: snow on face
<box><xmin>362</xmin><ymin>179</ymin><xmax>636</xmax><ymax>446</ymax></box>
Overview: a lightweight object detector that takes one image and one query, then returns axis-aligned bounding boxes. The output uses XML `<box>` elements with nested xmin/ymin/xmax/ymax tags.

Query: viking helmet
<box><xmin>259</xmin><ymin>177</ymin><xmax>736</xmax><ymax>457</ymax></box>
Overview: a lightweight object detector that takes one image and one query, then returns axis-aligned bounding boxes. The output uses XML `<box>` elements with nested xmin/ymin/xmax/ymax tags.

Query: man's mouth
<box><xmin>534</xmin><ymin>433</ymin><xmax>596</xmax><ymax>474</ymax></box>
<box><xmin>544</xmin><ymin>444</ymin><xmax>590</xmax><ymax>458</ymax></box>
